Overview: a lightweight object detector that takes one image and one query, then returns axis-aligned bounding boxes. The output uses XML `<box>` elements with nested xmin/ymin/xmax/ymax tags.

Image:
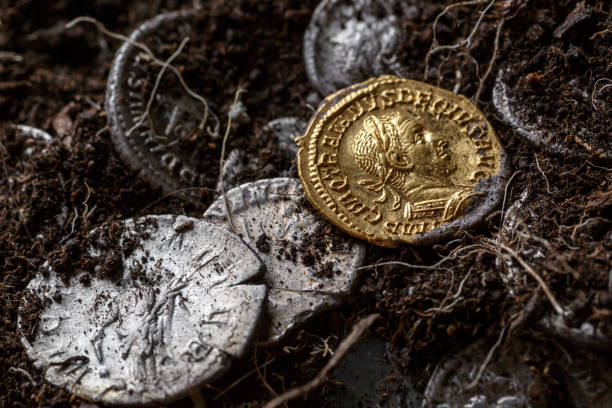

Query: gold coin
<box><xmin>297</xmin><ymin>75</ymin><xmax>507</xmax><ymax>247</ymax></box>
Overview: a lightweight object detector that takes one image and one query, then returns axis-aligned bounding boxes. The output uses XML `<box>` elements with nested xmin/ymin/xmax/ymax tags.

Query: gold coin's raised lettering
<box><xmin>297</xmin><ymin>76</ymin><xmax>507</xmax><ymax>247</ymax></box>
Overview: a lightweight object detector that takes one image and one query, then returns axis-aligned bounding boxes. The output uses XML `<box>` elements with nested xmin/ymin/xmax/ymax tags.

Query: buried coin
<box><xmin>304</xmin><ymin>0</ymin><xmax>405</xmax><ymax>96</ymax></box>
<box><xmin>106</xmin><ymin>11</ymin><xmax>219</xmax><ymax>198</ymax></box>
<box><xmin>498</xmin><ymin>190</ymin><xmax>612</xmax><ymax>352</ymax></box>
<box><xmin>19</xmin><ymin>215</ymin><xmax>266</xmax><ymax>405</ymax></box>
<box><xmin>493</xmin><ymin>67</ymin><xmax>612</xmax><ymax>161</ymax></box>
<box><xmin>422</xmin><ymin>338</ymin><xmax>536</xmax><ymax>408</ymax></box>
<box><xmin>203</xmin><ymin>178</ymin><xmax>366</xmax><ymax>343</ymax></box>
<box><xmin>216</xmin><ymin>117</ymin><xmax>307</xmax><ymax>191</ymax></box>
<box><xmin>297</xmin><ymin>75</ymin><xmax>508</xmax><ymax>247</ymax></box>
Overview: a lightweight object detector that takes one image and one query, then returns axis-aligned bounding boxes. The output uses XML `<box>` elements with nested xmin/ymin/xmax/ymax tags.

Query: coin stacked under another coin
<box><xmin>17</xmin><ymin>3</ymin><xmax>610</xmax><ymax>408</ymax></box>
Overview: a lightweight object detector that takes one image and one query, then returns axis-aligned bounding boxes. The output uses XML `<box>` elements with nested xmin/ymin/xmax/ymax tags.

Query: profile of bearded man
<box><xmin>352</xmin><ymin>111</ymin><xmax>473</xmax><ymax>219</ymax></box>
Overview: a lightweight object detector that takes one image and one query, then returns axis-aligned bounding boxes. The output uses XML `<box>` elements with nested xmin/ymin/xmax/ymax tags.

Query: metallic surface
<box><xmin>492</xmin><ymin>68</ymin><xmax>612</xmax><ymax>160</ymax></box>
<box><xmin>106</xmin><ymin>11</ymin><xmax>215</xmax><ymax>197</ymax></box>
<box><xmin>20</xmin><ymin>215</ymin><xmax>266</xmax><ymax>405</ymax></box>
<box><xmin>216</xmin><ymin>118</ymin><xmax>307</xmax><ymax>191</ymax></box>
<box><xmin>298</xmin><ymin>75</ymin><xmax>507</xmax><ymax>247</ymax></box>
<box><xmin>262</xmin><ymin>117</ymin><xmax>307</xmax><ymax>156</ymax></box>
<box><xmin>422</xmin><ymin>339</ymin><xmax>535</xmax><ymax>408</ymax></box>
<box><xmin>203</xmin><ymin>178</ymin><xmax>366</xmax><ymax>343</ymax></box>
<box><xmin>304</xmin><ymin>0</ymin><xmax>404</xmax><ymax>96</ymax></box>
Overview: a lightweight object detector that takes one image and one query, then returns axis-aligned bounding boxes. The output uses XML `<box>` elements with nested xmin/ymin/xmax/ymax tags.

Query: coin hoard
<box><xmin>297</xmin><ymin>75</ymin><xmax>507</xmax><ymax>247</ymax></box>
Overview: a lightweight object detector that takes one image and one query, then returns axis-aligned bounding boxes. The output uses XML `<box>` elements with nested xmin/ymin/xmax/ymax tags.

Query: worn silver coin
<box><xmin>498</xmin><ymin>191</ymin><xmax>611</xmax><ymax>352</ymax></box>
<box><xmin>216</xmin><ymin>118</ymin><xmax>307</xmax><ymax>191</ymax></box>
<box><xmin>422</xmin><ymin>338</ymin><xmax>536</xmax><ymax>408</ymax></box>
<box><xmin>106</xmin><ymin>11</ymin><xmax>218</xmax><ymax>197</ymax></box>
<box><xmin>262</xmin><ymin>117</ymin><xmax>307</xmax><ymax>156</ymax></box>
<box><xmin>492</xmin><ymin>68</ymin><xmax>612</xmax><ymax>160</ymax></box>
<box><xmin>203</xmin><ymin>178</ymin><xmax>366</xmax><ymax>343</ymax></box>
<box><xmin>304</xmin><ymin>0</ymin><xmax>405</xmax><ymax>96</ymax></box>
<box><xmin>19</xmin><ymin>215</ymin><xmax>266</xmax><ymax>405</ymax></box>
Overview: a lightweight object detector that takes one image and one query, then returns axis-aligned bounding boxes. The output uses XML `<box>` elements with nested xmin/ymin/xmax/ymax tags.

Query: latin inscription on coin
<box><xmin>204</xmin><ymin>178</ymin><xmax>366</xmax><ymax>343</ymax></box>
<box><xmin>106</xmin><ymin>11</ymin><xmax>216</xmax><ymax>196</ymax></box>
<box><xmin>20</xmin><ymin>215</ymin><xmax>266</xmax><ymax>405</ymax></box>
<box><xmin>297</xmin><ymin>75</ymin><xmax>506</xmax><ymax>247</ymax></box>
<box><xmin>304</xmin><ymin>0</ymin><xmax>404</xmax><ymax>96</ymax></box>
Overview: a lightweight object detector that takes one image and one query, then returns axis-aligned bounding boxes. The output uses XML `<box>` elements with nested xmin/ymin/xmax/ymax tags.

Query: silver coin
<box><xmin>19</xmin><ymin>215</ymin><xmax>266</xmax><ymax>405</ymax></box>
<box><xmin>497</xmin><ymin>189</ymin><xmax>535</xmax><ymax>295</ymax></box>
<box><xmin>492</xmin><ymin>68</ymin><xmax>612</xmax><ymax>160</ymax></box>
<box><xmin>216</xmin><ymin>118</ymin><xmax>307</xmax><ymax>191</ymax></box>
<box><xmin>106</xmin><ymin>11</ymin><xmax>217</xmax><ymax>197</ymax></box>
<box><xmin>422</xmin><ymin>338</ymin><xmax>536</xmax><ymax>408</ymax></box>
<box><xmin>304</xmin><ymin>0</ymin><xmax>405</xmax><ymax>96</ymax></box>
<box><xmin>498</xmin><ymin>192</ymin><xmax>611</xmax><ymax>352</ymax></box>
<box><xmin>203</xmin><ymin>178</ymin><xmax>366</xmax><ymax>343</ymax></box>
<box><xmin>261</xmin><ymin>117</ymin><xmax>307</xmax><ymax>156</ymax></box>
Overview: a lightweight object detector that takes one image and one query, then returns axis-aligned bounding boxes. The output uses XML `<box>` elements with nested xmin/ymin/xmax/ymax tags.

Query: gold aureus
<box><xmin>297</xmin><ymin>76</ymin><xmax>504</xmax><ymax>247</ymax></box>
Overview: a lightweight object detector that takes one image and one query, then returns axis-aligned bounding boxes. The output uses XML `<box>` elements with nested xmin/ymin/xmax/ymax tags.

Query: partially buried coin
<box><xmin>216</xmin><ymin>117</ymin><xmax>307</xmax><ymax>191</ymax></box>
<box><xmin>19</xmin><ymin>215</ymin><xmax>266</xmax><ymax>405</ymax></box>
<box><xmin>106</xmin><ymin>11</ymin><xmax>218</xmax><ymax>198</ymax></box>
<box><xmin>304</xmin><ymin>0</ymin><xmax>405</xmax><ymax>96</ymax></box>
<box><xmin>203</xmin><ymin>178</ymin><xmax>366</xmax><ymax>344</ymax></box>
<box><xmin>422</xmin><ymin>337</ymin><xmax>536</xmax><ymax>408</ymax></box>
<box><xmin>297</xmin><ymin>75</ymin><xmax>508</xmax><ymax>247</ymax></box>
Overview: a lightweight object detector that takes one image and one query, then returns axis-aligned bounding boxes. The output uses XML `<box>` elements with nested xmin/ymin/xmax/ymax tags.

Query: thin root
<box><xmin>262</xmin><ymin>314</ymin><xmax>379</xmax><ymax>408</ymax></box>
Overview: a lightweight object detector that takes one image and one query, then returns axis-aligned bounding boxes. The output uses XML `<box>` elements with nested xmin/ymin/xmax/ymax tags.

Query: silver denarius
<box><xmin>304</xmin><ymin>0</ymin><xmax>405</xmax><ymax>96</ymax></box>
<box><xmin>203</xmin><ymin>178</ymin><xmax>366</xmax><ymax>343</ymax></box>
<box><xmin>20</xmin><ymin>215</ymin><xmax>266</xmax><ymax>405</ymax></box>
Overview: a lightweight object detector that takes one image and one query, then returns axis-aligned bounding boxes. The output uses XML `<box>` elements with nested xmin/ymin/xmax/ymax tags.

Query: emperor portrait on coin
<box><xmin>297</xmin><ymin>76</ymin><xmax>507</xmax><ymax>247</ymax></box>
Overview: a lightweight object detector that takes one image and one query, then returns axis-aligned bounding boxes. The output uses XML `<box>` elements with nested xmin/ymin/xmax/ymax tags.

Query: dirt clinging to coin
<box><xmin>1</xmin><ymin>0</ymin><xmax>611</xmax><ymax>407</ymax></box>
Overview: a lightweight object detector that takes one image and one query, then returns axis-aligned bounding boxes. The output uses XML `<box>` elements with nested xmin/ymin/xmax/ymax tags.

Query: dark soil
<box><xmin>1</xmin><ymin>1</ymin><xmax>611</xmax><ymax>407</ymax></box>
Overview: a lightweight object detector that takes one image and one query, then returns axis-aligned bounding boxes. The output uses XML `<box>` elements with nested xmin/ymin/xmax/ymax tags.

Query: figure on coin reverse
<box><xmin>19</xmin><ymin>215</ymin><xmax>266</xmax><ymax>405</ymax></box>
<box><xmin>297</xmin><ymin>75</ymin><xmax>508</xmax><ymax>247</ymax></box>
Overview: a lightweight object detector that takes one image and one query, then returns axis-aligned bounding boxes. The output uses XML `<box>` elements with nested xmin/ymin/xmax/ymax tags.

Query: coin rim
<box><xmin>492</xmin><ymin>67</ymin><xmax>612</xmax><ymax>161</ymax></box>
<box><xmin>106</xmin><ymin>10</ymin><xmax>198</xmax><ymax>195</ymax></box>
<box><xmin>298</xmin><ymin>75</ymin><xmax>510</xmax><ymax>247</ymax></box>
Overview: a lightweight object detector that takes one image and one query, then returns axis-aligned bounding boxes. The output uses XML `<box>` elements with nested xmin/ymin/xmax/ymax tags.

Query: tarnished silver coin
<box><xmin>106</xmin><ymin>11</ymin><xmax>218</xmax><ymax>197</ymax></box>
<box><xmin>499</xmin><ymin>191</ymin><xmax>611</xmax><ymax>352</ymax></box>
<box><xmin>304</xmin><ymin>0</ymin><xmax>404</xmax><ymax>96</ymax></box>
<box><xmin>203</xmin><ymin>178</ymin><xmax>366</xmax><ymax>343</ymax></box>
<box><xmin>422</xmin><ymin>338</ymin><xmax>536</xmax><ymax>408</ymax></box>
<box><xmin>216</xmin><ymin>118</ymin><xmax>307</xmax><ymax>191</ymax></box>
<box><xmin>262</xmin><ymin>117</ymin><xmax>307</xmax><ymax>156</ymax></box>
<box><xmin>492</xmin><ymin>68</ymin><xmax>612</xmax><ymax>160</ymax></box>
<box><xmin>19</xmin><ymin>215</ymin><xmax>266</xmax><ymax>405</ymax></box>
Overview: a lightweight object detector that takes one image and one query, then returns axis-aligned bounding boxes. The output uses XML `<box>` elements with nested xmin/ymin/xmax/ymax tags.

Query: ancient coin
<box><xmin>262</xmin><ymin>117</ymin><xmax>307</xmax><ymax>156</ymax></box>
<box><xmin>106</xmin><ymin>11</ymin><xmax>217</xmax><ymax>197</ymax></box>
<box><xmin>216</xmin><ymin>118</ymin><xmax>307</xmax><ymax>191</ymax></box>
<box><xmin>297</xmin><ymin>75</ymin><xmax>507</xmax><ymax>247</ymax></box>
<box><xmin>493</xmin><ymin>68</ymin><xmax>612</xmax><ymax>160</ymax></box>
<box><xmin>19</xmin><ymin>215</ymin><xmax>266</xmax><ymax>405</ymax></box>
<box><xmin>422</xmin><ymin>338</ymin><xmax>536</xmax><ymax>408</ymax></box>
<box><xmin>203</xmin><ymin>178</ymin><xmax>366</xmax><ymax>343</ymax></box>
<box><xmin>304</xmin><ymin>0</ymin><xmax>404</xmax><ymax>96</ymax></box>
